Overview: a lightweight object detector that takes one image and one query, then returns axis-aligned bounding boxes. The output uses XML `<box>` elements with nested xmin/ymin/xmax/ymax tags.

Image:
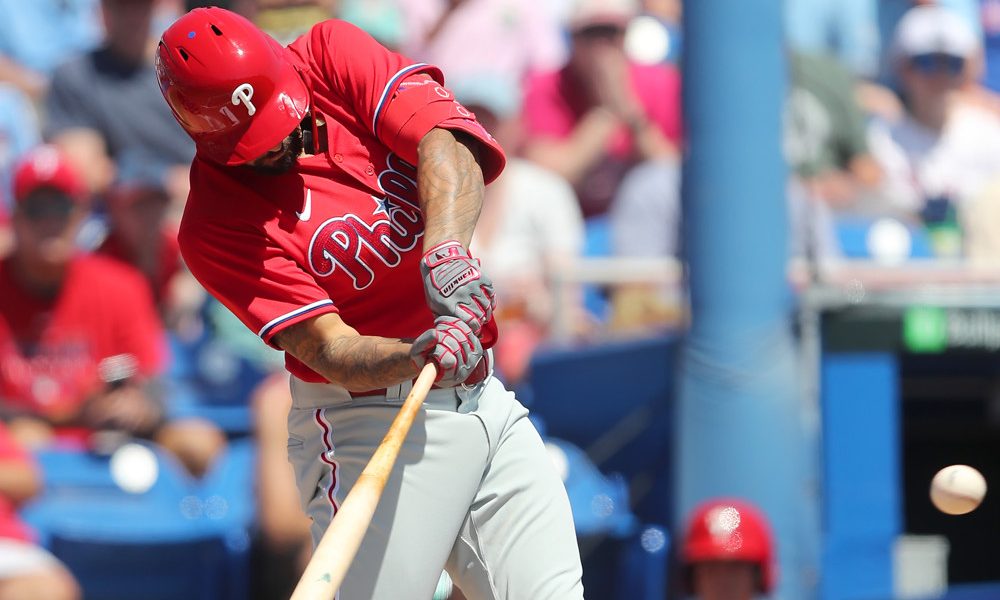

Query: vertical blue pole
<box><xmin>677</xmin><ymin>1</ymin><xmax>816</xmax><ymax>599</ymax></box>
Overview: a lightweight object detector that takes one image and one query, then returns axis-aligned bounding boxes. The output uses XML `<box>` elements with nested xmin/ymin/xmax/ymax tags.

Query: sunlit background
<box><xmin>0</xmin><ymin>0</ymin><xmax>999</xmax><ymax>599</ymax></box>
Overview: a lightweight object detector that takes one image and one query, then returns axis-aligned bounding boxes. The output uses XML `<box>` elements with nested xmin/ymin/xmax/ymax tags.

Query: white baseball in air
<box><xmin>866</xmin><ymin>217</ymin><xmax>912</xmax><ymax>265</ymax></box>
<box><xmin>110</xmin><ymin>443</ymin><xmax>159</xmax><ymax>494</ymax></box>
<box><xmin>930</xmin><ymin>465</ymin><xmax>987</xmax><ymax>515</ymax></box>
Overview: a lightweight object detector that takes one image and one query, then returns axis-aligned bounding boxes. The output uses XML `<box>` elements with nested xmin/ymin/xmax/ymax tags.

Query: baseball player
<box><xmin>155</xmin><ymin>8</ymin><xmax>584</xmax><ymax>600</ymax></box>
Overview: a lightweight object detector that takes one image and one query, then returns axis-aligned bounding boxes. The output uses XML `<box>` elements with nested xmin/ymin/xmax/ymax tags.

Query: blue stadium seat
<box><xmin>198</xmin><ymin>437</ymin><xmax>256</xmax><ymax>527</ymax></box>
<box><xmin>547</xmin><ymin>438</ymin><xmax>635</xmax><ymax>538</ymax></box>
<box><xmin>835</xmin><ymin>216</ymin><xmax>933</xmax><ymax>259</ymax></box>
<box><xmin>23</xmin><ymin>443</ymin><xmax>197</xmax><ymax>545</ymax></box>
<box><xmin>582</xmin><ymin>215</ymin><xmax>613</xmax><ymax>320</ymax></box>
<box><xmin>49</xmin><ymin>531</ymin><xmax>229</xmax><ymax>600</ymax></box>
<box><xmin>32</xmin><ymin>443</ymin><xmax>195</xmax><ymax>501</ymax></box>
<box><xmin>544</xmin><ymin>437</ymin><xmax>669</xmax><ymax>600</ymax></box>
<box><xmin>22</xmin><ymin>442</ymin><xmax>253</xmax><ymax>600</ymax></box>
<box><xmin>614</xmin><ymin>524</ymin><xmax>670</xmax><ymax>600</ymax></box>
<box><xmin>525</xmin><ymin>335</ymin><xmax>679</xmax><ymax>526</ymax></box>
<box><xmin>166</xmin><ymin>333</ymin><xmax>267</xmax><ymax>435</ymax></box>
<box><xmin>189</xmin><ymin>437</ymin><xmax>257</xmax><ymax>600</ymax></box>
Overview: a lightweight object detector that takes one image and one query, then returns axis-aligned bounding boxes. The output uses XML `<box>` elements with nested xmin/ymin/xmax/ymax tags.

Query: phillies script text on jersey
<box><xmin>309</xmin><ymin>153</ymin><xmax>422</xmax><ymax>289</ymax></box>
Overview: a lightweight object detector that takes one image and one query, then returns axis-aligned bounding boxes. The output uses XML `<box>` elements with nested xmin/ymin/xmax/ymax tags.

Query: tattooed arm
<box><xmin>417</xmin><ymin>128</ymin><xmax>486</xmax><ymax>249</ymax></box>
<box><xmin>415</xmin><ymin>127</ymin><xmax>497</xmax><ymax>331</ymax></box>
<box><xmin>273</xmin><ymin>313</ymin><xmax>417</xmax><ymax>392</ymax></box>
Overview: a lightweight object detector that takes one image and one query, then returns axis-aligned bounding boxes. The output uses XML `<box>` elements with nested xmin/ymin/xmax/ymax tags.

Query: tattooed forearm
<box><xmin>417</xmin><ymin>128</ymin><xmax>485</xmax><ymax>249</ymax></box>
<box><xmin>275</xmin><ymin>323</ymin><xmax>417</xmax><ymax>391</ymax></box>
<box><xmin>318</xmin><ymin>335</ymin><xmax>416</xmax><ymax>391</ymax></box>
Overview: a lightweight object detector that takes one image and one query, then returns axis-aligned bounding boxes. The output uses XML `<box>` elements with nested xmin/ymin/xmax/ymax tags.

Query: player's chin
<box><xmin>247</xmin><ymin>153</ymin><xmax>297</xmax><ymax>175</ymax></box>
<box><xmin>247</xmin><ymin>128</ymin><xmax>303</xmax><ymax>175</ymax></box>
<box><xmin>246</xmin><ymin>151</ymin><xmax>298</xmax><ymax>175</ymax></box>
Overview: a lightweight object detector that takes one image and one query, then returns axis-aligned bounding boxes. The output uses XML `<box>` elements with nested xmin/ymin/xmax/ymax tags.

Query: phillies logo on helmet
<box><xmin>308</xmin><ymin>155</ymin><xmax>423</xmax><ymax>289</ymax></box>
<box><xmin>231</xmin><ymin>83</ymin><xmax>256</xmax><ymax>116</ymax></box>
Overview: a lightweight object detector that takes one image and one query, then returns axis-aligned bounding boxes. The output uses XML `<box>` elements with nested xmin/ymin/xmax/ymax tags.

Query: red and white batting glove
<box><xmin>410</xmin><ymin>316</ymin><xmax>484</xmax><ymax>387</ymax></box>
<box><xmin>420</xmin><ymin>240</ymin><xmax>496</xmax><ymax>334</ymax></box>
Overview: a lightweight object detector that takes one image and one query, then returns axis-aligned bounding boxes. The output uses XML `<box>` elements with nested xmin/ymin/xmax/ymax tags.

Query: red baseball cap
<box><xmin>12</xmin><ymin>145</ymin><xmax>88</xmax><ymax>205</ymax></box>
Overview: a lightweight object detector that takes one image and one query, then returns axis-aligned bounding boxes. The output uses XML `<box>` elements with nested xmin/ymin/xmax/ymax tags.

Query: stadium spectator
<box><xmin>396</xmin><ymin>0</ymin><xmax>566</xmax><ymax>83</ymax></box>
<box><xmin>0</xmin><ymin>146</ymin><xmax>222</xmax><ymax>477</ymax></box>
<box><xmin>867</xmin><ymin>4</ymin><xmax>1000</xmax><ymax>256</ymax></box>
<box><xmin>0</xmin><ymin>84</ymin><xmax>40</xmax><ymax>215</ymax></box>
<box><xmin>96</xmin><ymin>161</ymin><xmax>180</xmax><ymax>303</ymax></box>
<box><xmin>0</xmin><ymin>0</ymin><xmax>102</xmax><ymax>100</ymax></box>
<box><xmin>0</xmin><ymin>421</ymin><xmax>80</xmax><ymax>600</ymax></box>
<box><xmin>44</xmin><ymin>0</ymin><xmax>194</xmax><ymax>198</ymax></box>
<box><xmin>879</xmin><ymin>0</ymin><xmax>983</xmax><ymax>85</ymax></box>
<box><xmin>606</xmin><ymin>160</ymin><xmax>683</xmax><ymax>332</ymax></box>
<box><xmin>93</xmin><ymin>156</ymin><xmax>205</xmax><ymax>336</ymax></box>
<box><xmin>786</xmin><ymin>51</ymin><xmax>883</xmax><ymax>211</ymax></box>
<box><xmin>681</xmin><ymin>498</ymin><xmax>776</xmax><ymax>600</ymax></box>
<box><xmin>452</xmin><ymin>74</ymin><xmax>586</xmax><ymax>382</ymax></box>
<box><xmin>522</xmin><ymin>0</ymin><xmax>680</xmax><ymax>217</ymax></box>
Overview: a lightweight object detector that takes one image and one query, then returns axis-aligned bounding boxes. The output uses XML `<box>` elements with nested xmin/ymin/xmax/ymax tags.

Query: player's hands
<box><xmin>420</xmin><ymin>240</ymin><xmax>495</xmax><ymax>334</ymax></box>
<box><xmin>410</xmin><ymin>316</ymin><xmax>484</xmax><ymax>387</ymax></box>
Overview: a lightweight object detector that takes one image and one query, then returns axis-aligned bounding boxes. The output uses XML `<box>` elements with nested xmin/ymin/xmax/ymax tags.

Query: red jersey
<box><xmin>0</xmin><ymin>254</ymin><xmax>166</xmax><ymax>419</ymax></box>
<box><xmin>0</xmin><ymin>422</ymin><xmax>35</xmax><ymax>543</ymax></box>
<box><xmin>179</xmin><ymin>20</ymin><xmax>506</xmax><ymax>383</ymax></box>
<box><xmin>98</xmin><ymin>227</ymin><xmax>182</xmax><ymax>305</ymax></box>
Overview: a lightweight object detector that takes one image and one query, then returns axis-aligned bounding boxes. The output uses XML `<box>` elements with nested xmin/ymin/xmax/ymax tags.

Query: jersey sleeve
<box><xmin>379</xmin><ymin>74</ymin><xmax>506</xmax><ymax>183</ymax></box>
<box><xmin>178</xmin><ymin>216</ymin><xmax>338</xmax><ymax>348</ymax></box>
<box><xmin>297</xmin><ymin>20</ymin><xmax>506</xmax><ymax>182</ymax></box>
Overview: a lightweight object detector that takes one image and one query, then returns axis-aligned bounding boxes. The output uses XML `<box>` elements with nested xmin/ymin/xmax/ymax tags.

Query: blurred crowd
<box><xmin>0</xmin><ymin>0</ymin><xmax>998</xmax><ymax>598</ymax></box>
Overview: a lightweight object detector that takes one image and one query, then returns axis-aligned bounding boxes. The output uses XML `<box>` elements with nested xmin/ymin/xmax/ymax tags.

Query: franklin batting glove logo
<box><xmin>439</xmin><ymin>264</ymin><xmax>478</xmax><ymax>297</ymax></box>
<box><xmin>232</xmin><ymin>83</ymin><xmax>256</xmax><ymax>116</ymax></box>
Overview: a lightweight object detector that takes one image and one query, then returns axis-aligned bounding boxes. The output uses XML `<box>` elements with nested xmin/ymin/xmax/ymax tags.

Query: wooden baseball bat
<box><xmin>289</xmin><ymin>363</ymin><xmax>438</xmax><ymax>600</ymax></box>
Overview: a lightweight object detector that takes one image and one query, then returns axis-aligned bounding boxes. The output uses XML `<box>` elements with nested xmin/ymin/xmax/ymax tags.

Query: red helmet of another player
<box><xmin>681</xmin><ymin>498</ymin><xmax>776</xmax><ymax>593</ymax></box>
<box><xmin>155</xmin><ymin>7</ymin><xmax>309</xmax><ymax>165</ymax></box>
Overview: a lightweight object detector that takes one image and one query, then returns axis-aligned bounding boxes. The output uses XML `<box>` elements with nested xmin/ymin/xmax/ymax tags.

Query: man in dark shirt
<box><xmin>44</xmin><ymin>0</ymin><xmax>194</xmax><ymax>196</ymax></box>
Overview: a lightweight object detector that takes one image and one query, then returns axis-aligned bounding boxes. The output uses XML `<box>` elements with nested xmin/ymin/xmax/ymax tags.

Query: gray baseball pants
<box><xmin>287</xmin><ymin>375</ymin><xmax>585</xmax><ymax>600</ymax></box>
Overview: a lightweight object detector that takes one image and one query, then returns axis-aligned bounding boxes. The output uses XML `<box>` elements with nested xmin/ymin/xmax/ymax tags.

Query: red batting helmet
<box><xmin>155</xmin><ymin>7</ymin><xmax>309</xmax><ymax>165</ymax></box>
<box><xmin>681</xmin><ymin>498</ymin><xmax>776</xmax><ymax>593</ymax></box>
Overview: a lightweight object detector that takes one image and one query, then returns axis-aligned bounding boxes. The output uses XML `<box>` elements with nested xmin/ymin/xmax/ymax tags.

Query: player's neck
<box><xmin>301</xmin><ymin>115</ymin><xmax>328</xmax><ymax>156</ymax></box>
